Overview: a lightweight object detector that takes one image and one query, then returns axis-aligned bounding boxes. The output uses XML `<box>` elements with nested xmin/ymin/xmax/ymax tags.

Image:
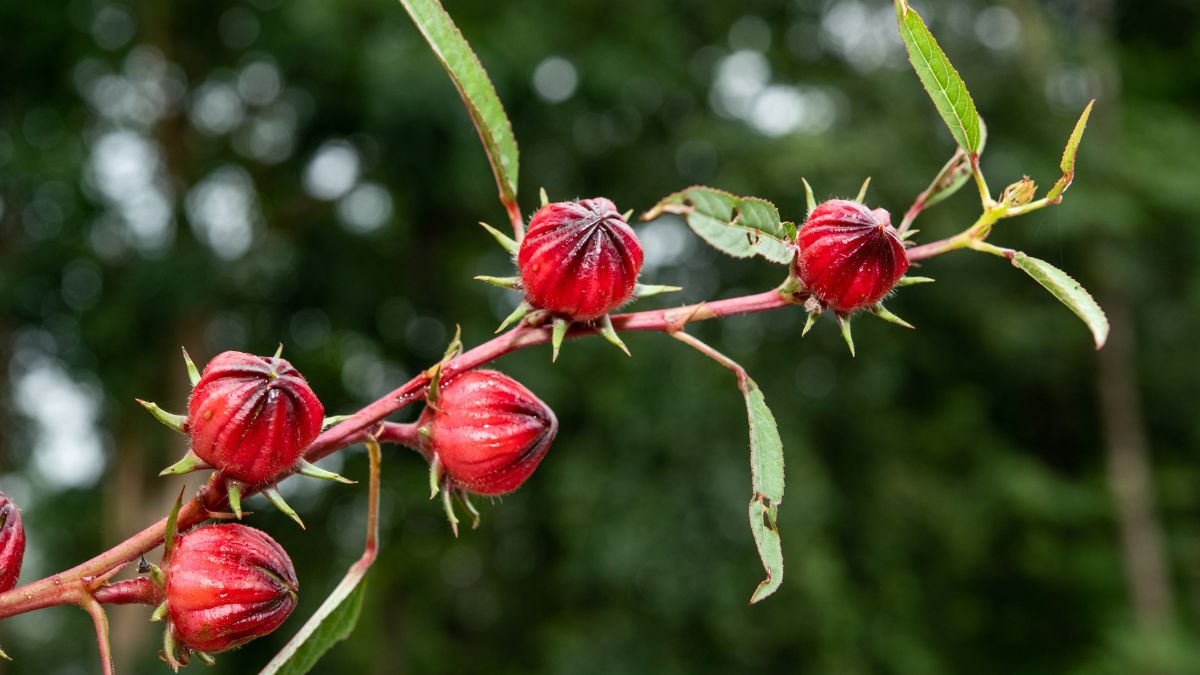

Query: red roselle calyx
<box><xmin>186</xmin><ymin>351</ymin><xmax>324</xmax><ymax>486</ymax></box>
<box><xmin>518</xmin><ymin>198</ymin><xmax>644</xmax><ymax>321</ymax></box>
<box><xmin>795</xmin><ymin>199</ymin><xmax>909</xmax><ymax>313</ymax></box>
<box><xmin>165</xmin><ymin>524</ymin><xmax>298</xmax><ymax>657</ymax></box>
<box><xmin>0</xmin><ymin>491</ymin><xmax>25</xmax><ymax>593</ymax></box>
<box><xmin>419</xmin><ymin>370</ymin><xmax>558</xmax><ymax>497</ymax></box>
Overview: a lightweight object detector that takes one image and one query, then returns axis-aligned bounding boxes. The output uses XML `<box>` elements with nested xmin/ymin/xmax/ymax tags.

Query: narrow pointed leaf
<box><xmin>478</xmin><ymin>222</ymin><xmax>519</xmax><ymax>256</ymax></box>
<box><xmin>398</xmin><ymin>0</ymin><xmax>520</xmax><ymax>209</ymax></box>
<box><xmin>181</xmin><ymin>348</ymin><xmax>200</xmax><ymax>386</ymax></box>
<box><xmin>1010</xmin><ymin>252</ymin><xmax>1109</xmax><ymax>349</ymax></box>
<box><xmin>633</xmin><ymin>283</ymin><xmax>683</xmax><ymax>299</ymax></box>
<box><xmin>597</xmin><ymin>315</ymin><xmax>631</xmax><ymax>357</ymax></box>
<box><xmin>802</xmin><ymin>178</ymin><xmax>816</xmax><ymax>218</ymax></box>
<box><xmin>473</xmin><ymin>275</ymin><xmax>522</xmax><ymax>290</ymax></box>
<box><xmin>836</xmin><ymin>314</ymin><xmax>856</xmax><ymax>357</ymax></box>
<box><xmin>855</xmin><ymin>176</ymin><xmax>872</xmax><ymax>203</ymax></box>
<box><xmin>869</xmin><ymin>304</ymin><xmax>915</xmax><ymax>329</ymax></box>
<box><xmin>1046</xmin><ymin>99</ymin><xmax>1095</xmax><ymax>201</ymax></box>
<box><xmin>801</xmin><ymin>313</ymin><xmax>818</xmax><ymax>337</ymax></box>
<box><xmin>895</xmin><ymin>0</ymin><xmax>983</xmax><ymax>154</ymax></box>
<box><xmin>264</xmin><ymin>488</ymin><xmax>305</xmax><ymax>529</ymax></box>
<box><xmin>495</xmin><ymin>301</ymin><xmax>531</xmax><ymax>333</ymax></box>
<box><xmin>297</xmin><ymin>460</ymin><xmax>356</xmax><ymax>485</ymax></box>
<box><xmin>550</xmin><ymin>318</ymin><xmax>568</xmax><ymax>362</ymax></box>
<box><xmin>137</xmin><ymin>399</ymin><xmax>187</xmax><ymax>434</ymax></box>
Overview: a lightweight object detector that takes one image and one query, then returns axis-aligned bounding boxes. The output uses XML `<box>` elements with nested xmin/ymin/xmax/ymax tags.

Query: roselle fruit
<box><xmin>795</xmin><ymin>199</ymin><xmax>909</xmax><ymax>313</ymax></box>
<box><xmin>187</xmin><ymin>351</ymin><xmax>324</xmax><ymax>486</ymax></box>
<box><xmin>0</xmin><ymin>492</ymin><xmax>25</xmax><ymax>593</ymax></box>
<box><xmin>517</xmin><ymin>198</ymin><xmax>644</xmax><ymax>321</ymax></box>
<box><xmin>419</xmin><ymin>369</ymin><xmax>557</xmax><ymax>496</ymax></box>
<box><xmin>165</xmin><ymin>524</ymin><xmax>298</xmax><ymax>654</ymax></box>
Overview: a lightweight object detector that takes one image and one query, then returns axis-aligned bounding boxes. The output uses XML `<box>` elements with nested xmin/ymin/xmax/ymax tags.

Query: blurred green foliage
<box><xmin>1</xmin><ymin>0</ymin><xmax>1199</xmax><ymax>673</ymax></box>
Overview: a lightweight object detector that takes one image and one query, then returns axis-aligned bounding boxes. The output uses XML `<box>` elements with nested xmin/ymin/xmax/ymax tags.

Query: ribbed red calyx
<box><xmin>517</xmin><ymin>198</ymin><xmax>644</xmax><ymax>321</ymax></box>
<box><xmin>795</xmin><ymin>199</ymin><xmax>910</xmax><ymax>313</ymax></box>
<box><xmin>0</xmin><ymin>492</ymin><xmax>25</xmax><ymax>593</ymax></box>
<box><xmin>166</xmin><ymin>524</ymin><xmax>298</xmax><ymax>654</ymax></box>
<box><xmin>187</xmin><ymin>351</ymin><xmax>324</xmax><ymax>486</ymax></box>
<box><xmin>419</xmin><ymin>370</ymin><xmax>557</xmax><ymax>496</ymax></box>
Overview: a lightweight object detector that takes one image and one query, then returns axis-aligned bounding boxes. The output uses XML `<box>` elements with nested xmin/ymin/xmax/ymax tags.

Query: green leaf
<box><xmin>895</xmin><ymin>0</ymin><xmax>983</xmax><ymax>155</ymax></box>
<box><xmin>260</xmin><ymin>579</ymin><xmax>367</xmax><ymax>675</ymax></box>
<box><xmin>645</xmin><ymin>186</ymin><xmax>795</xmax><ymax>264</ymax></box>
<box><xmin>742</xmin><ymin>379</ymin><xmax>785</xmax><ymax>603</ymax></box>
<box><xmin>398</xmin><ymin>0</ymin><xmax>519</xmax><ymax>208</ymax></box>
<box><xmin>1046</xmin><ymin>100</ymin><xmax>1095</xmax><ymax>201</ymax></box>
<box><xmin>1011</xmin><ymin>252</ymin><xmax>1109</xmax><ymax>349</ymax></box>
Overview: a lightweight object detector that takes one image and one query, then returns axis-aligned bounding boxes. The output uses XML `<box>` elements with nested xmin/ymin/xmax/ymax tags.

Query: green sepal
<box><xmin>539</xmin><ymin>186</ymin><xmax>550</xmax><ymax>207</ymax></box>
<box><xmin>802</xmin><ymin>178</ymin><xmax>816</xmax><ymax>218</ymax></box>
<box><xmin>621</xmin><ymin>209</ymin><xmax>634</xmax><ymax>222</ymax></box>
<box><xmin>322</xmin><ymin>414</ymin><xmax>352</xmax><ymax>430</ymax></box>
<box><xmin>899</xmin><ymin>228</ymin><xmax>920</xmax><ymax>241</ymax></box>
<box><xmin>163</xmin><ymin>623</ymin><xmax>184</xmax><ymax>672</ymax></box>
<box><xmin>193</xmin><ymin>651</ymin><xmax>216</xmax><ymax>667</ymax></box>
<box><xmin>896</xmin><ymin>275</ymin><xmax>935</xmax><ymax>286</ymax></box>
<box><xmin>479</xmin><ymin>222</ymin><xmax>520</xmax><ymax>256</ymax></box>
<box><xmin>597</xmin><ymin>315</ymin><xmax>631</xmax><ymax>357</ymax></box>
<box><xmin>264</xmin><ymin>487</ymin><xmax>305</xmax><ymax>529</ymax></box>
<box><xmin>550</xmin><ymin>317</ymin><xmax>569</xmax><ymax>362</ymax></box>
<box><xmin>296</xmin><ymin>459</ymin><xmax>356</xmax><ymax>485</ymax></box>
<box><xmin>474</xmin><ymin>275</ymin><xmax>522</xmax><ymax>290</ymax></box>
<box><xmin>633</xmin><ymin>283</ymin><xmax>683</xmax><ymax>299</ymax></box>
<box><xmin>181</xmin><ymin>348</ymin><xmax>201</xmax><ymax>387</ymax></box>
<box><xmin>441</xmin><ymin>481</ymin><xmax>461</xmax><ymax>537</ymax></box>
<box><xmin>164</xmin><ymin>487</ymin><xmax>185</xmax><ymax>559</ymax></box>
<box><xmin>869</xmin><ymin>303</ymin><xmax>915</xmax><ymax>329</ymax></box>
<box><xmin>273</xmin><ymin>343</ymin><xmax>284</xmax><ymax>359</ymax></box>
<box><xmin>148</xmin><ymin>563</ymin><xmax>166</xmax><ymax>590</ymax></box>
<box><xmin>855</xmin><ymin>176</ymin><xmax>872</xmax><ymax>203</ymax></box>
<box><xmin>801</xmin><ymin>313</ymin><xmax>819</xmax><ymax>337</ymax></box>
<box><xmin>836</xmin><ymin>313</ymin><xmax>856</xmax><ymax>357</ymax></box>
<box><xmin>0</xmin><ymin>645</ymin><xmax>9</xmax><ymax>661</ymax></box>
<box><xmin>227</xmin><ymin>480</ymin><xmax>244</xmax><ymax>520</ymax></box>
<box><xmin>495</xmin><ymin>301</ymin><xmax>532</xmax><ymax>334</ymax></box>
<box><xmin>426</xmin><ymin>325</ymin><xmax>463</xmax><ymax>405</ymax></box>
<box><xmin>137</xmin><ymin>399</ymin><xmax>187</xmax><ymax>434</ymax></box>
<box><xmin>428</xmin><ymin>453</ymin><xmax>443</xmax><ymax>500</ymax></box>
<box><xmin>159</xmin><ymin>450</ymin><xmax>210</xmax><ymax>477</ymax></box>
<box><xmin>460</xmin><ymin>490</ymin><xmax>482</xmax><ymax>530</ymax></box>
<box><xmin>150</xmin><ymin>601</ymin><xmax>169</xmax><ymax>623</ymax></box>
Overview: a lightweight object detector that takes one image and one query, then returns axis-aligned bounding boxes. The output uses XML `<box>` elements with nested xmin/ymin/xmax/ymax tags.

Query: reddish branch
<box><xmin>0</xmin><ymin>288</ymin><xmax>798</xmax><ymax>620</ymax></box>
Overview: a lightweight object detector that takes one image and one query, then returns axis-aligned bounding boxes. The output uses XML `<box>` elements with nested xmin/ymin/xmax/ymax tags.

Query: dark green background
<box><xmin>2</xmin><ymin>0</ymin><xmax>1198</xmax><ymax>672</ymax></box>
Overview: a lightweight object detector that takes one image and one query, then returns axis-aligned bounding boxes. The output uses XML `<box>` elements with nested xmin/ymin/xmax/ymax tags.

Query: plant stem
<box><xmin>81</xmin><ymin>594</ymin><xmax>115</xmax><ymax>675</ymax></box>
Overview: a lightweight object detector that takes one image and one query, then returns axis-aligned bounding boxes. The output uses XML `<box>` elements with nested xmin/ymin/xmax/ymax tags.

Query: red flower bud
<box><xmin>419</xmin><ymin>370</ymin><xmax>557</xmax><ymax>496</ymax></box>
<box><xmin>0</xmin><ymin>492</ymin><xmax>25</xmax><ymax>593</ymax></box>
<box><xmin>187</xmin><ymin>351</ymin><xmax>324</xmax><ymax>486</ymax></box>
<box><xmin>795</xmin><ymin>199</ymin><xmax>909</xmax><ymax>313</ymax></box>
<box><xmin>166</xmin><ymin>524</ymin><xmax>298</xmax><ymax>654</ymax></box>
<box><xmin>517</xmin><ymin>198</ymin><xmax>644</xmax><ymax>321</ymax></box>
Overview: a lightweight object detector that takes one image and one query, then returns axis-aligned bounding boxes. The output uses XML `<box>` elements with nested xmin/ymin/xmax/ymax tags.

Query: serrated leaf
<box><xmin>895</xmin><ymin>0</ymin><xmax>983</xmax><ymax>154</ymax></box>
<box><xmin>647</xmin><ymin>186</ymin><xmax>795</xmax><ymax>264</ymax></box>
<box><xmin>1047</xmin><ymin>100</ymin><xmax>1095</xmax><ymax>201</ymax></box>
<box><xmin>748</xmin><ymin>499</ymin><xmax>783</xmax><ymax>604</ymax></box>
<box><xmin>399</xmin><ymin>0</ymin><xmax>519</xmax><ymax>208</ymax></box>
<box><xmin>259</xmin><ymin>579</ymin><xmax>367</xmax><ymax>675</ymax></box>
<box><xmin>1011</xmin><ymin>252</ymin><xmax>1109</xmax><ymax>349</ymax></box>
<box><xmin>742</xmin><ymin>379</ymin><xmax>785</xmax><ymax>603</ymax></box>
